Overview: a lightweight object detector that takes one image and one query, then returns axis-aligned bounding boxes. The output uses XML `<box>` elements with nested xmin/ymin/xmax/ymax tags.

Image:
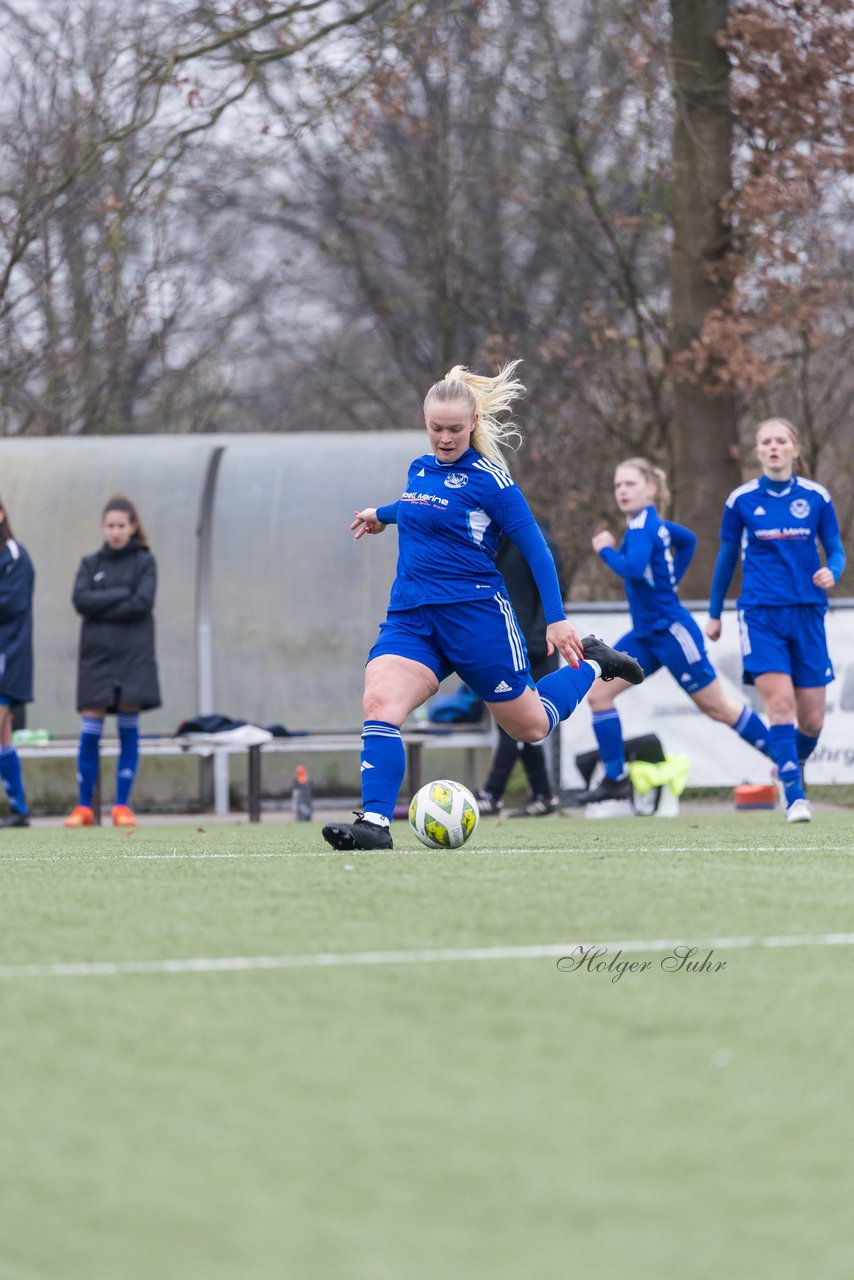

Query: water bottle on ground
<box><xmin>292</xmin><ymin>765</ymin><xmax>313</xmax><ymax>821</ymax></box>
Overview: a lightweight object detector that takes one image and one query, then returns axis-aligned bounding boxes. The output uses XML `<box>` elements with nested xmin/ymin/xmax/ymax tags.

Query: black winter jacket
<box><xmin>0</xmin><ymin>539</ymin><xmax>35</xmax><ymax>704</ymax></box>
<box><xmin>72</xmin><ymin>539</ymin><xmax>161</xmax><ymax>712</ymax></box>
<box><xmin>496</xmin><ymin>519</ymin><xmax>566</xmax><ymax>663</ymax></box>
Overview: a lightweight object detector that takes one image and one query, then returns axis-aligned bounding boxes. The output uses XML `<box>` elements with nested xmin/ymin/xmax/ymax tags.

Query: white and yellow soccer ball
<box><xmin>408</xmin><ymin>779</ymin><xmax>480</xmax><ymax>849</ymax></box>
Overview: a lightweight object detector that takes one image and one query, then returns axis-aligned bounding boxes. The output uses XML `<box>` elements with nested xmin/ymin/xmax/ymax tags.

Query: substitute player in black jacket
<box><xmin>0</xmin><ymin>497</ymin><xmax>35</xmax><ymax>828</ymax></box>
<box><xmin>64</xmin><ymin>496</ymin><xmax>161</xmax><ymax>828</ymax></box>
<box><xmin>477</xmin><ymin>520</ymin><xmax>565</xmax><ymax>816</ymax></box>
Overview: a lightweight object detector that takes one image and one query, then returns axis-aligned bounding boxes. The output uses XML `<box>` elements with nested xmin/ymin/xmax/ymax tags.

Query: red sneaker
<box><xmin>64</xmin><ymin>805</ymin><xmax>94</xmax><ymax>828</ymax></box>
<box><xmin>112</xmin><ymin>804</ymin><xmax>137</xmax><ymax>828</ymax></box>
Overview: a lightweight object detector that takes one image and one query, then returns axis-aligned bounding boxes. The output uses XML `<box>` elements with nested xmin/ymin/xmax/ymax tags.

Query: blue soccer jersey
<box><xmin>375</xmin><ymin>448</ymin><xmax>564</xmax><ymax>621</ymax></box>
<box><xmin>598</xmin><ymin>505</ymin><xmax>689</xmax><ymax>633</ymax></box>
<box><xmin>719</xmin><ymin>475</ymin><xmax>841</xmax><ymax>607</ymax></box>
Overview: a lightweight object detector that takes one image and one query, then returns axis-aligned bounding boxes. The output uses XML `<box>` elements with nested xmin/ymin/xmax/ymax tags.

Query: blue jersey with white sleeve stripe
<box><xmin>375</xmin><ymin>448</ymin><xmax>564</xmax><ymax>622</ymax></box>
<box><xmin>719</xmin><ymin>474</ymin><xmax>841</xmax><ymax>607</ymax></box>
<box><xmin>598</xmin><ymin>504</ymin><xmax>688</xmax><ymax>633</ymax></box>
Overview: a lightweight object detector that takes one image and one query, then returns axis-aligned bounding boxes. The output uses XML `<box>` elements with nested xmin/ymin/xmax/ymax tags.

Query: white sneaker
<box><xmin>786</xmin><ymin>798</ymin><xmax>812</xmax><ymax>824</ymax></box>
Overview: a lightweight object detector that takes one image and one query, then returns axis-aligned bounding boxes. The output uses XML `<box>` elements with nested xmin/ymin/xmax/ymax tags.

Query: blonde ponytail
<box><xmin>424</xmin><ymin>360</ymin><xmax>525</xmax><ymax>466</ymax></box>
<box><xmin>619</xmin><ymin>457</ymin><xmax>671</xmax><ymax>512</ymax></box>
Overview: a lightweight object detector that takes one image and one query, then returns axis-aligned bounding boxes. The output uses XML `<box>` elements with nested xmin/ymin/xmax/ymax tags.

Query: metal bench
<box><xmin>16</xmin><ymin>725</ymin><xmax>496</xmax><ymax>823</ymax></box>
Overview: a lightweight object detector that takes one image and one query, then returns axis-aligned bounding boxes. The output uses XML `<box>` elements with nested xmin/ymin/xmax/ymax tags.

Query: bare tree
<box><xmin>665</xmin><ymin>0</ymin><xmax>740</xmax><ymax>592</ymax></box>
<box><xmin>263</xmin><ymin>0</ymin><xmax>676</xmax><ymax>591</ymax></box>
<box><xmin>0</xmin><ymin>0</ymin><xmax>406</xmax><ymax>433</ymax></box>
<box><xmin>2</xmin><ymin>0</ymin><xmax>851</xmax><ymax>593</ymax></box>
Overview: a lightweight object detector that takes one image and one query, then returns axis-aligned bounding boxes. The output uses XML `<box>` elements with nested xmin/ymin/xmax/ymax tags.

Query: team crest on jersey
<box><xmin>790</xmin><ymin>498</ymin><xmax>810</xmax><ymax>518</ymax></box>
<box><xmin>444</xmin><ymin>472</ymin><xmax>469</xmax><ymax>489</ymax></box>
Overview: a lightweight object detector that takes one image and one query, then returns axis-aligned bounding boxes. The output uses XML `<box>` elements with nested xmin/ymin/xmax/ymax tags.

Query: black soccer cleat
<box><xmin>581</xmin><ymin>635</ymin><xmax>644</xmax><ymax>685</ymax></box>
<box><xmin>476</xmin><ymin>789</ymin><xmax>504</xmax><ymax>817</ymax></box>
<box><xmin>577</xmin><ymin>774</ymin><xmax>633</xmax><ymax>805</ymax></box>
<box><xmin>509</xmin><ymin>793</ymin><xmax>559</xmax><ymax>818</ymax></box>
<box><xmin>0</xmin><ymin>810</ymin><xmax>30</xmax><ymax>828</ymax></box>
<box><xmin>322</xmin><ymin>813</ymin><xmax>393</xmax><ymax>851</ymax></box>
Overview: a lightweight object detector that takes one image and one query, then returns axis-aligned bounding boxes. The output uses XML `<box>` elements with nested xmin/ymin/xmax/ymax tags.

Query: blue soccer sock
<box><xmin>591</xmin><ymin>708</ymin><xmax>626</xmax><ymax>779</ymax></box>
<box><xmin>768</xmin><ymin>723</ymin><xmax>805</xmax><ymax>807</ymax></box>
<box><xmin>77</xmin><ymin>717</ymin><xmax>104</xmax><ymax>808</ymax></box>
<box><xmin>536</xmin><ymin>662</ymin><xmax>597</xmax><ymax>735</ymax></box>
<box><xmin>116</xmin><ymin>712</ymin><xmax>140</xmax><ymax>806</ymax></box>
<box><xmin>360</xmin><ymin>720</ymin><xmax>406</xmax><ymax>824</ymax></box>
<box><xmin>0</xmin><ymin>742</ymin><xmax>27</xmax><ymax>815</ymax></box>
<box><xmin>733</xmin><ymin>705</ymin><xmax>771</xmax><ymax>757</ymax></box>
<box><xmin>796</xmin><ymin>730</ymin><xmax>819</xmax><ymax>766</ymax></box>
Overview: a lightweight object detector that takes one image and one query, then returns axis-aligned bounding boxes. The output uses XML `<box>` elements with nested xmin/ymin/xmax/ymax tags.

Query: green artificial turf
<box><xmin>1</xmin><ymin>811</ymin><xmax>853</xmax><ymax>1280</ymax></box>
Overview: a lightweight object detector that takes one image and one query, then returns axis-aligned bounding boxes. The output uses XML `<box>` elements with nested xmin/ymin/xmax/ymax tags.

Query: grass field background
<box><xmin>2</xmin><ymin>810</ymin><xmax>853</xmax><ymax>1279</ymax></box>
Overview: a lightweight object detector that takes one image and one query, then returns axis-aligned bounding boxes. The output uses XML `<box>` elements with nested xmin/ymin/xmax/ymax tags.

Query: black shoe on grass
<box><xmin>581</xmin><ymin>636</ymin><xmax>644</xmax><ymax>684</ymax></box>
<box><xmin>578</xmin><ymin>774</ymin><xmax>633</xmax><ymax>805</ymax></box>
<box><xmin>476</xmin><ymin>789</ymin><xmax>503</xmax><ymax>817</ymax></box>
<box><xmin>322</xmin><ymin>813</ymin><xmax>393</xmax><ymax>851</ymax></box>
<box><xmin>509</xmin><ymin>794</ymin><xmax>559</xmax><ymax>817</ymax></box>
<box><xmin>0</xmin><ymin>810</ymin><xmax>30</xmax><ymax>828</ymax></box>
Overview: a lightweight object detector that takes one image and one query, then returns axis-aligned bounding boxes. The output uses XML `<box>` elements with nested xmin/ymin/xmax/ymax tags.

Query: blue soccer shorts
<box><xmin>737</xmin><ymin>603</ymin><xmax>834</xmax><ymax>687</ymax></box>
<box><xmin>368</xmin><ymin>594</ymin><xmax>535</xmax><ymax>702</ymax></box>
<box><xmin>614</xmin><ymin>612</ymin><xmax>717</xmax><ymax>695</ymax></box>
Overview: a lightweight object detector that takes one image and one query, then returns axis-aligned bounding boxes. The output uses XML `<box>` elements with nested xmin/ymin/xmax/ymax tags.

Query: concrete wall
<box><xmin>1</xmin><ymin>432</ymin><xmax>424</xmax><ymax>735</ymax></box>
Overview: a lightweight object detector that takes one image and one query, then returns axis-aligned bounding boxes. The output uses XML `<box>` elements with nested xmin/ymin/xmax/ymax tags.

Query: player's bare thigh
<box><xmin>754</xmin><ymin>671</ymin><xmax>797</xmax><ymax>724</ymax></box>
<box><xmin>793</xmin><ymin>685</ymin><xmax>826</xmax><ymax>737</ymax></box>
<box><xmin>754</xmin><ymin>674</ymin><xmax>825</xmax><ymax>735</ymax></box>
<box><xmin>486</xmin><ymin>686</ymin><xmax>551</xmax><ymax>742</ymax></box>
<box><xmin>690</xmin><ymin>677</ymin><xmax>741</xmax><ymax>725</ymax></box>
<box><xmin>363</xmin><ymin>654</ymin><xmax>439</xmax><ymax>724</ymax></box>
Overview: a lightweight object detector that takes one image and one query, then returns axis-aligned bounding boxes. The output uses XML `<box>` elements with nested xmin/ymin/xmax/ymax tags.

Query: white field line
<box><xmin>2</xmin><ymin>932</ymin><xmax>854</xmax><ymax>981</ymax></box>
<box><xmin>1</xmin><ymin>844</ymin><xmax>851</xmax><ymax>864</ymax></box>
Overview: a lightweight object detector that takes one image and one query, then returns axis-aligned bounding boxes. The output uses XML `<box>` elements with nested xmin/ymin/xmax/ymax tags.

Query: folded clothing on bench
<box><xmin>175</xmin><ymin>714</ymin><xmax>290</xmax><ymax>743</ymax></box>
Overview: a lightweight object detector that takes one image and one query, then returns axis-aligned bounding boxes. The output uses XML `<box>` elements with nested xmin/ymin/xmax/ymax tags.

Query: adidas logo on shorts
<box><xmin>493</xmin><ymin>680</ymin><xmax>512</xmax><ymax>693</ymax></box>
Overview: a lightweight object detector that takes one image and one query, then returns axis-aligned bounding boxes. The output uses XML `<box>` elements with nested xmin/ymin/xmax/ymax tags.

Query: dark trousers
<box><xmin>483</xmin><ymin>653</ymin><xmax>558</xmax><ymax>800</ymax></box>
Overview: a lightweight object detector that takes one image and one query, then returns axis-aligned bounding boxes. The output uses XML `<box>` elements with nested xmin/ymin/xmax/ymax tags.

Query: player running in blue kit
<box><xmin>321</xmin><ymin>363</ymin><xmax>644</xmax><ymax>851</ymax></box>
<box><xmin>705</xmin><ymin>418</ymin><xmax>846</xmax><ymax>824</ymax></box>
<box><xmin>576</xmin><ymin>457</ymin><xmax>772</xmax><ymax>806</ymax></box>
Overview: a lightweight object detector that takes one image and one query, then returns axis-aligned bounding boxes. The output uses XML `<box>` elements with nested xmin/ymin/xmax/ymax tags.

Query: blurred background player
<box><xmin>0</xmin><ymin>496</ymin><xmax>35</xmax><ymax>828</ymax></box>
<box><xmin>578</xmin><ymin>457</ymin><xmax>771</xmax><ymax>805</ymax></box>
<box><xmin>322</xmin><ymin>362</ymin><xmax>643</xmax><ymax>852</ymax></box>
<box><xmin>706</xmin><ymin>418</ymin><xmax>845</xmax><ymax>824</ymax></box>
<box><xmin>477</xmin><ymin>517</ymin><xmax>565</xmax><ymax>817</ymax></box>
<box><xmin>64</xmin><ymin>496</ymin><xmax>161</xmax><ymax>829</ymax></box>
